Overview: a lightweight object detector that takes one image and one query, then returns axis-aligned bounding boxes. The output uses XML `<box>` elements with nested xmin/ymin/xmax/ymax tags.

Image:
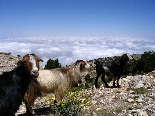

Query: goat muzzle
<box><xmin>31</xmin><ymin>70</ymin><xmax>39</xmax><ymax>77</ymax></box>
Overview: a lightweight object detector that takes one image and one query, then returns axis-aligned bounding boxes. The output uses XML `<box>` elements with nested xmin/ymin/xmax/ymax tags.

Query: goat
<box><xmin>24</xmin><ymin>59</ymin><xmax>90</xmax><ymax>115</ymax></box>
<box><xmin>95</xmin><ymin>53</ymin><xmax>133</xmax><ymax>88</ymax></box>
<box><xmin>0</xmin><ymin>54</ymin><xmax>43</xmax><ymax>116</ymax></box>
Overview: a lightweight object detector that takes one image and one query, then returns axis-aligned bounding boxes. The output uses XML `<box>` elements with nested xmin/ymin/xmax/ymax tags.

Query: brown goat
<box><xmin>24</xmin><ymin>60</ymin><xmax>90</xmax><ymax>115</ymax></box>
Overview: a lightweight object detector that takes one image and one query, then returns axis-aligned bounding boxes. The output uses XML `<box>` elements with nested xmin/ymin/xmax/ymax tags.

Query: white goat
<box><xmin>24</xmin><ymin>59</ymin><xmax>90</xmax><ymax>115</ymax></box>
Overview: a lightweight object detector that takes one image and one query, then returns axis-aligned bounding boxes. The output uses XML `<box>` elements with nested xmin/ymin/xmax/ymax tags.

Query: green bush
<box><xmin>121</xmin><ymin>51</ymin><xmax>155</xmax><ymax>75</ymax></box>
<box><xmin>85</xmin><ymin>83</ymin><xmax>91</xmax><ymax>89</ymax></box>
<box><xmin>44</xmin><ymin>58</ymin><xmax>62</xmax><ymax>69</ymax></box>
<box><xmin>85</xmin><ymin>74</ymin><xmax>94</xmax><ymax>83</ymax></box>
<box><xmin>48</xmin><ymin>88</ymin><xmax>90</xmax><ymax>116</ymax></box>
<box><xmin>85</xmin><ymin>74</ymin><xmax>91</xmax><ymax>83</ymax></box>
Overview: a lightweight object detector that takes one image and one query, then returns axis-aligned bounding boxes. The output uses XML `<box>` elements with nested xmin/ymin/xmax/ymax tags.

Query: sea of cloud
<box><xmin>0</xmin><ymin>37</ymin><xmax>154</xmax><ymax>66</ymax></box>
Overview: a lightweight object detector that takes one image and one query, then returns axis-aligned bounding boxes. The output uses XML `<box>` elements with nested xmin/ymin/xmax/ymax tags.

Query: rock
<box><xmin>15</xmin><ymin>104</ymin><xmax>26</xmax><ymax>116</ymax></box>
<box><xmin>128</xmin><ymin>98</ymin><xmax>135</xmax><ymax>103</ymax></box>
<box><xmin>134</xmin><ymin>80</ymin><xmax>144</xmax><ymax>88</ymax></box>
<box><xmin>92</xmin><ymin>112</ymin><xmax>97</xmax><ymax>116</ymax></box>
<box><xmin>129</xmin><ymin>90</ymin><xmax>135</xmax><ymax>94</ymax></box>
<box><xmin>96</xmin><ymin>108</ymin><xmax>101</xmax><ymax>111</ymax></box>
<box><xmin>126</xmin><ymin>76</ymin><xmax>133</xmax><ymax>80</ymax></box>
<box><xmin>150</xmin><ymin>93</ymin><xmax>155</xmax><ymax>99</ymax></box>
<box><xmin>131</xmin><ymin>109</ymin><xmax>148</xmax><ymax>116</ymax></box>
<box><xmin>0</xmin><ymin>52</ymin><xmax>22</xmax><ymax>74</ymax></box>
<box><xmin>136</xmin><ymin>98</ymin><xmax>144</xmax><ymax>103</ymax></box>
<box><xmin>91</xmin><ymin>100</ymin><xmax>97</xmax><ymax>105</ymax></box>
<box><xmin>144</xmin><ymin>102</ymin><xmax>155</xmax><ymax>114</ymax></box>
<box><xmin>128</xmin><ymin>114</ymin><xmax>133</xmax><ymax>116</ymax></box>
<box><xmin>122</xmin><ymin>78</ymin><xmax>129</xmax><ymax>82</ymax></box>
<box><xmin>128</xmin><ymin>75</ymin><xmax>152</xmax><ymax>89</ymax></box>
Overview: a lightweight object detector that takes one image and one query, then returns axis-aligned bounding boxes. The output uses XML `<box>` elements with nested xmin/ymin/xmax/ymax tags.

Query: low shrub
<box><xmin>132</xmin><ymin>87</ymin><xmax>148</xmax><ymax>94</ymax></box>
<box><xmin>85</xmin><ymin>74</ymin><xmax>93</xmax><ymax>83</ymax></box>
<box><xmin>48</xmin><ymin>88</ymin><xmax>90</xmax><ymax>116</ymax></box>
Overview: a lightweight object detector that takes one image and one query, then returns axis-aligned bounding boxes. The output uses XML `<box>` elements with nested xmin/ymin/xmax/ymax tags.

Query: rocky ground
<box><xmin>0</xmin><ymin>52</ymin><xmax>22</xmax><ymax>75</ymax></box>
<box><xmin>0</xmin><ymin>52</ymin><xmax>155</xmax><ymax>116</ymax></box>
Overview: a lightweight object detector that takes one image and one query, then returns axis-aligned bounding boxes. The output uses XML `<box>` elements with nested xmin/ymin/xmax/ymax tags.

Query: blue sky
<box><xmin>1</xmin><ymin>0</ymin><xmax>155</xmax><ymax>38</ymax></box>
<box><xmin>0</xmin><ymin>0</ymin><xmax>155</xmax><ymax>66</ymax></box>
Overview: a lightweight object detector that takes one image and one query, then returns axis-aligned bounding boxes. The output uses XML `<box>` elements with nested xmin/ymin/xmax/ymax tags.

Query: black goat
<box><xmin>0</xmin><ymin>54</ymin><xmax>43</xmax><ymax>116</ymax></box>
<box><xmin>95</xmin><ymin>53</ymin><xmax>133</xmax><ymax>88</ymax></box>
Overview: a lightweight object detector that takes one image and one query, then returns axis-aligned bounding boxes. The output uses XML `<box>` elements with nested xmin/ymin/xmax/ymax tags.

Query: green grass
<box><xmin>105</xmin><ymin>76</ymin><xmax>113</xmax><ymax>83</ymax></box>
<box><xmin>115</xmin><ymin>109</ymin><xmax>122</xmax><ymax>114</ymax></box>
<box><xmin>132</xmin><ymin>95</ymin><xmax>139</xmax><ymax>100</ymax></box>
<box><xmin>126</xmin><ymin>87</ymin><xmax>148</xmax><ymax>94</ymax></box>
<box><xmin>134</xmin><ymin>106</ymin><xmax>141</xmax><ymax>109</ymax></box>
<box><xmin>132</xmin><ymin>88</ymin><xmax>148</xmax><ymax>94</ymax></box>
<box><xmin>116</xmin><ymin>91</ymin><xmax>121</xmax><ymax>93</ymax></box>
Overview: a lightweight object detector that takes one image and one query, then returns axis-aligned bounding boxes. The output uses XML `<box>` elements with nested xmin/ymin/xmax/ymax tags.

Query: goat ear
<box><xmin>122</xmin><ymin>54</ymin><xmax>126</xmax><ymax>59</ymax></box>
<box><xmin>33</xmin><ymin>54</ymin><xmax>43</xmax><ymax>62</ymax></box>
<box><xmin>17</xmin><ymin>60</ymin><xmax>22</xmax><ymax>65</ymax></box>
<box><xmin>31</xmin><ymin>53</ymin><xmax>43</xmax><ymax>62</ymax></box>
<box><xmin>39</xmin><ymin>58</ymin><xmax>43</xmax><ymax>62</ymax></box>
<box><xmin>17</xmin><ymin>60</ymin><xmax>26</xmax><ymax>65</ymax></box>
<box><xmin>94</xmin><ymin>60</ymin><xmax>99</xmax><ymax>64</ymax></box>
<box><xmin>75</xmin><ymin>60</ymin><xmax>82</xmax><ymax>64</ymax></box>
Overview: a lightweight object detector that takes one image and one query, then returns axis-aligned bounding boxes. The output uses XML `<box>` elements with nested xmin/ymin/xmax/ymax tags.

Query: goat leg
<box><xmin>25</xmin><ymin>102</ymin><xmax>36</xmax><ymax>116</ymax></box>
<box><xmin>113</xmin><ymin>77</ymin><xmax>116</xmax><ymax>88</ymax></box>
<box><xmin>116</xmin><ymin>76</ymin><xmax>120</xmax><ymax>88</ymax></box>
<box><xmin>101</xmin><ymin>74</ymin><xmax>108</xmax><ymax>87</ymax></box>
<box><xmin>95</xmin><ymin>76</ymin><xmax>99</xmax><ymax>88</ymax></box>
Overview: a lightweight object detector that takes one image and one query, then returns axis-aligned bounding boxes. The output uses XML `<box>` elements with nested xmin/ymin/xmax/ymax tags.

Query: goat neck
<box><xmin>69</xmin><ymin>62</ymin><xmax>81</xmax><ymax>78</ymax></box>
<box><xmin>119</xmin><ymin>55</ymin><xmax>128</xmax><ymax>70</ymax></box>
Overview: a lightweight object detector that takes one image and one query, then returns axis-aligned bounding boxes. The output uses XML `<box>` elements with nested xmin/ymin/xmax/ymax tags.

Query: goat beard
<box><xmin>71</xmin><ymin>81</ymin><xmax>79</xmax><ymax>87</ymax></box>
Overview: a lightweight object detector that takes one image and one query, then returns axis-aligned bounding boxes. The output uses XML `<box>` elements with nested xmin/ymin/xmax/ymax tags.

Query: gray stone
<box><xmin>128</xmin><ymin>98</ymin><xmax>134</xmax><ymax>103</ymax></box>
<box><xmin>128</xmin><ymin>75</ymin><xmax>151</xmax><ymax>89</ymax></box>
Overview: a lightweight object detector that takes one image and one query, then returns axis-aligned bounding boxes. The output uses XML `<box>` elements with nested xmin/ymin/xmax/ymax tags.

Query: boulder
<box><xmin>128</xmin><ymin>75</ymin><xmax>150</xmax><ymax>89</ymax></box>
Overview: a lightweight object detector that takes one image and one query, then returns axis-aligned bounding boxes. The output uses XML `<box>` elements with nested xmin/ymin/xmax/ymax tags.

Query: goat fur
<box><xmin>95</xmin><ymin>53</ymin><xmax>133</xmax><ymax>88</ymax></box>
<box><xmin>24</xmin><ymin>60</ymin><xmax>90</xmax><ymax>115</ymax></box>
<box><xmin>0</xmin><ymin>54</ymin><xmax>42</xmax><ymax>116</ymax></box>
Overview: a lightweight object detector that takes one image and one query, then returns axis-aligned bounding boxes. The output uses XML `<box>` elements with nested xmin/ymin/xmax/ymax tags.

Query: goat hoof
<box><xmin>30</xmin><ymin>114</ymin><xmax>36</xmax><ymax>116</ymax></box>
<box><xmin>95</xmin><ymin>84</ymin><xmax>99</xmax><ymax>88</ymax></box>
<box><xmin>104</xmin><ymin>84</ymin><xmax>109</xmax><ymax>88</ymax></box>
<box><xmin>113</xmin><ymin>85</ymin><xmax>117</xmax><ymax>88</ymax></box>
<box><xmin>95</xmin><ymin>86</ymin><xmax>99</xmax><ymax>89</ymax></box>
<box><xmin>25</xmin><ymin>111</ymin><xmax>36</xmax><ymax>116</ymax></box>
<box><xmin>117</xmin><ymin>85</ymin><xmax>120</xmax><ymax>88</ymax></box>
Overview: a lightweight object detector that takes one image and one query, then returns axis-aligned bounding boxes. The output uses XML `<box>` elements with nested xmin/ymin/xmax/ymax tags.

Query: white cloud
<box><xmin>50</xmin><ymin>47</ymin><xmax>60</xmax><ymax>51</ymax></box>
<box><xmin>20</xmin><ymin>48</ymin><xmax>31</xmax><ymax>53</ymax></box>
<box><xmin>0</xmin><ymin>37</ymin><xmax>154</xmax><ymax>66</ymax></box>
